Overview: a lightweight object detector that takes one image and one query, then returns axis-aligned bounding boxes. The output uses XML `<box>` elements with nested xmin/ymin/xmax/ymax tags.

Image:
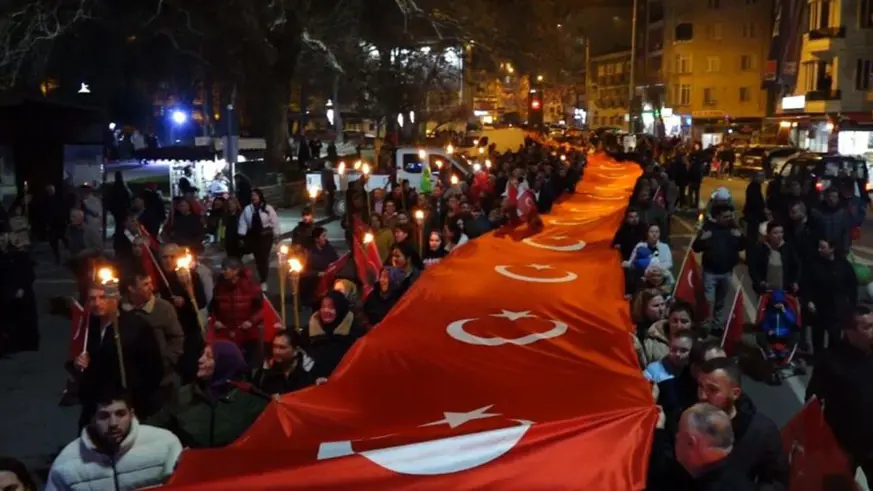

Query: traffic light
<box><xmin>528</xmin><ymin>92</ymin><xmax>543</xmax><ymax>125</ymax></box>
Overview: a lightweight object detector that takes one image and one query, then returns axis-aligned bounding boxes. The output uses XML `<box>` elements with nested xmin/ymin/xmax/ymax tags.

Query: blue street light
<box><xmin>171</xmin><ymin>110</ymin><xmax>188</xmax><ymax>125</ymax></box>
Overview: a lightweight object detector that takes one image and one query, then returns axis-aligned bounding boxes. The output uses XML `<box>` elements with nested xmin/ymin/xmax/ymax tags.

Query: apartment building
<box><xmin>658</xmin><ymin>0</ymin><xmax>772</xmax><ymax>144</ymax></box>
<box><xmin>772</xmin><ymin>0</ymin><xmax>873</xmax><ymax>154</ymax></box>
<box><xmin>589</xmin><ymin>50</ymin><xmax>632</xmax><ymax>129</ymax></box>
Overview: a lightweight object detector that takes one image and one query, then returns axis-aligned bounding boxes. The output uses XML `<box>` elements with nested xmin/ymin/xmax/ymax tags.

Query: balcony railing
<box><xmin>807</xmin><ymin>26</ymin><xmax>846</xmax><ymax>39</ymax></box>
<box><xmin>806</xmin><ymin>89</ymin><xmax>841</xmax><ymax>101</ymax></box>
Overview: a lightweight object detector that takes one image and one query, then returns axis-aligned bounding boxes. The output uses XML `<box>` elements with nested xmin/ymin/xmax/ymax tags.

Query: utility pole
<box><xmin>585</xmin><ymin>35</ymin><xmax>591</xmax><ymax>127</ymax></box>
<box><xmin>226</xmin><ymin>84</ymin><xmax>238</xmax><ymax>194</ymax></box>
<box><xmin>628</xmin><ymin>0</ymin><xmax>638</xmax><ymax>133</ymax></box>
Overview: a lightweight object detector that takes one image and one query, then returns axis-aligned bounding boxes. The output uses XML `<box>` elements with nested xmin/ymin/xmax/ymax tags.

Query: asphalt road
<box><xmin>1</xmin><ymin>184</ymin><xmax>869</xmax><ymax>488</ymax></box>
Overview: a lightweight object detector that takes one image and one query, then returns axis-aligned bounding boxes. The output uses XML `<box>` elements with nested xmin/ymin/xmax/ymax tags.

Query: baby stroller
<box><xmin>755</xmin><ymin>290</ymin><xmax>806</xmax><ymax>385</ymax></box>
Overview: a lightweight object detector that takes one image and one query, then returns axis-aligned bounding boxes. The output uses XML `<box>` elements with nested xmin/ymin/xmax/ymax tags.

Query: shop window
<box><xmin>675</xmin><ymin>23</ymin><xmax>694</xmax><ymax>42</ymax></box>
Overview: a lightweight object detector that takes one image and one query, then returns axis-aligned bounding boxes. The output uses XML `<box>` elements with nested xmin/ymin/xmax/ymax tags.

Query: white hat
<box><xmin>713</xmin><ymin>187</ymin><xmax>731</xmax><ymax>200</ymax></box>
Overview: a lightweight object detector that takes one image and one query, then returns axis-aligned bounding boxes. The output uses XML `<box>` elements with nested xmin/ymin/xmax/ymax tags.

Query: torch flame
<box><xmin>353</xmin><ymin>161</ymin><xmax>362</xmax><ymax>171</ymax></box>
<box><xmin>362</xmin><ymin>163</ymin><xmax>371</xmax><ymax>175</ymax></box>
<box><xmin>414</xmin><ymin>210</ymin><xmax>425</xmax><ymax>221</ymax></box>
<box><xmin>279</xmin><ymin>244</ymin><xmax>289</xmax><ymax>256</ymax></box>
<box><xmin>363</xmin><ymin>232</ymin><xmax>374</xmax><ymax>244</ymax></box>
<box><xmin>450</xmin><ymin>175</ymin><xmax>459</xmax><ymax>185</ymax></box>
<box><xmin>175</xmin><ymin>254</ymin><xmax>193</xmax><ymax>271</ymax></box>
<box><xmin>97</xmin><ymin>267</ymin><xmax>117</xmax><ymax>284</ymax></box>
<box><xmin>338</xmin><ymin>162</ymin><xmax>346</xmax><ymax>175</ymax></box>
<box><xmin>288</xmin><ymin>257</ymin><xmax>303</xmax><ymax>273</ymax></box>
<box><xmin>446</xmin><ymin>144</ymin><xmax>454</xmax><ymax>154</ymax></box>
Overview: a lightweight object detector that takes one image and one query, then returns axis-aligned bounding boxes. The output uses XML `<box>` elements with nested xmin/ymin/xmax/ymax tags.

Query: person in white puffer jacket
<box><xmin>46</xmin><ymin>391</ymin><xmax>182</xmax><ymax>491</ymax></box>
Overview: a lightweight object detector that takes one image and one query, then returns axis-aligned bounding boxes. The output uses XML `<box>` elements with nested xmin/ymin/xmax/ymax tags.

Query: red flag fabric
<box><xmin>261</xmin><ymin>294</ymin><xmax>282</xmax><ymax>343</ymax></box>
<box><xmin>354</xmin><ymin>238</ymin><xmax>383</xmax><ymax>300</ymax></box>
<box><xmin>672</xmin><ymin>249</ymin><xmax>709</xmax><ymax>319</ymax></box>
<box><xmin>165</xmin><ymin>153</ymin><xmax>657</xmax><ymax>490</ymax></box>
<box><xmin>316</xmin><ymin>252</ymin><xmax>351</xmax><ymax>299</ymax></box>
<box><xmin>721</xmin><ymin>289</ymin><xmax>745</xmax><ymax>356</ymax></box>
<box><xmin>781</xmin><ymin>398</ymin><xmax>860</xmax><ymax>491</ymax></box>
<box><xmin>68</xmin><ymin>300</ymin><xmax>89</xmax><ymax>360</ymax></box>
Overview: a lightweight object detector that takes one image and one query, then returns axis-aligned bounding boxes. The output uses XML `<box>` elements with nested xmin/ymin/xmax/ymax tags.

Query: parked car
<box><xmin>737</xmin><ymin>145</ymin><xmax>799</xmax><ymax>177</ymax></box>
<box><xmin>767</xmin><ymin>153</ymin><xmax>871</xmax><ymax>204</ymax></box>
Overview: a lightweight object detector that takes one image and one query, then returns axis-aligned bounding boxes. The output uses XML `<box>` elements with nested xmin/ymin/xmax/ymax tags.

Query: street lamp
<box><xmin>171</xmin><ymin>110</ymin><xmax>188</xmax><ymax>125</ymax></box>
<box><xmin>288</xmin><ymin>257</ymin><xmax>303</xmax><ymax>332</ymax></box>
<box><xmin>537</xmin><ymin>75</ymin><xmax>544</xmax><ymax>82</ymax></box>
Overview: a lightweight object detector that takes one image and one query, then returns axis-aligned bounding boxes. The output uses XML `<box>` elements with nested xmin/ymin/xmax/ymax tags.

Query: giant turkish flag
<box><xmin>165</xmin><ymin>153</ymin><xmax>658</xmax><ymax>490</ymax></box>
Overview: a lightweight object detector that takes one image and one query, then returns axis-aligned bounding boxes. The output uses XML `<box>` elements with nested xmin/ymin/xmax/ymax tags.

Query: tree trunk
<box><xmin>262</xmin><ymin>74</ymin><xmax>291</xmax><ymax>172</ymax></box>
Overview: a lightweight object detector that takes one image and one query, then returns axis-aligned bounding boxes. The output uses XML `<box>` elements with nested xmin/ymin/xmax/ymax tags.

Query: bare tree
<box><xmin>0</xmin><ymin>0</ymin><xmax>91</xmax><ymax>88</ymax></box>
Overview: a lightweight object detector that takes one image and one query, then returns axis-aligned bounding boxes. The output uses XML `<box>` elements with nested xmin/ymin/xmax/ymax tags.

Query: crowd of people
<box><xmin>0</xmin><ymin>132</ymin><xmax>871</xmax><ymax>490</ymax></box>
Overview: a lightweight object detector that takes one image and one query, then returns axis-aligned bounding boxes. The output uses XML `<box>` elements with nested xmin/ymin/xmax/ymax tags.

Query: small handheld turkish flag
<box><xmin>262</xmin><ymin>294</ymin><xmax>282</xmax><ymax>341</ymax></box>
<box><xmin>672</xmin><ymin>249</ymin><xmax>709</xmax><ymax>319</ymax></box>
<box><xmin>781</xmin><ymin>397</ymin><xmax>860</xmax><ymax>491</ymax></box>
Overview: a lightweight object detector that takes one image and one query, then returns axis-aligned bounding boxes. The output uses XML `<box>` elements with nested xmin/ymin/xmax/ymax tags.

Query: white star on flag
<box><xmin>491</xmin><ymin>310</ymin><xmax>536</xmax><ymax>321</ymax></box>
<box><xmin>421</xmin><ymin>405</ymin><xmax>501</xmax><ymax>429</ymax></box>
<box><xmin>527</xmin><ymin>264</ymin><xmax>553</xmax><ymax>270</ymax></box>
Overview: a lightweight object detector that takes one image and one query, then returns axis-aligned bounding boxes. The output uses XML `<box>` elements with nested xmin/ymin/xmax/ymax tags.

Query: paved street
<box><xmin>0</xmin><ymin>208</ymin><xmax>346</xmax><ymax>482</ymax></box>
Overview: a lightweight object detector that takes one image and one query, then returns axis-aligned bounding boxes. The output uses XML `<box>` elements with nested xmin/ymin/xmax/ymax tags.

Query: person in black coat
<box><xmin>748</xmin><ymin>221</ymin><xmax>801</xmax><ymax>296</ymax></box>
<box><xmin>0</xmin><ymin>242</ymin><xmax>39</xmax><ymax>353</ymax></box>
<box><xmin>73</xmin><ymin>281</ymin><xmax>165</xmax><ymax>430</ymax></box>
<box><xmin>648</xmin><ymin>403</ymin><xmax>755</xmax><ymax>491</ymax></box>
<box><xmin>303</xmin><ymin>290</ymin><xmax>365</xmax><ymax>379</ymax></box>
<box><xmin>252</xmin><ymin>331</ymin><xmax>316</xmax><ymax>395</ymax></box>
<box><xmin>697</xmin><ymin>358</ymin><xmax>788</xmax><ymax>490</ymax></box>
<box><xmin>806</xmin><ymin>305</ymin><xmax>873</xmax><ymax>483</ymax></box>
<box><xmin>692</xmin><ymin>205</ymin><xmax>746</xmax><ymax>332</ymax></box>
<box><xmin>157</xmin><ymin>243</ymin><xmax>207</xmax><ymax>383</ymax></box>
<box><xmin>801</xmin><ymin>236</ymin><xmax>858</xmax><ymax>355</ymax></box>
<box><xmin>363</xmin><ymin>267</ymin><xmax>404</xmax><ymax>326</ymax></box>
<box><xmin>743</xmin><ymin>173</ymin><xmax>767</xmax><ymax>241</ymax></box>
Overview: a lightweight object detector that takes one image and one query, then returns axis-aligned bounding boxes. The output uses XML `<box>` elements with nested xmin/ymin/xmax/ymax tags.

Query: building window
<box><xmin>675</xmin><ymin>23</ymin><xmax>694</xmax><ymax>41</ymax></box>
<box><xmin>708</xmin><ymin>0</ymin><xmax>720</xmax><ymax>9</ymax></box>
<box><xmin>706</xmin><ymin>23</ymin><xmax>724</xmax><ymax>40</ymax></box>
<box><xmin>809</xmin><ymin>0</ymin><xmax>833</xmax><ymax>30</ymax></box>
<box><xmin>862</xmin><ymin>0</ymin><xmax>873</xmax><ymax>28</ymax></box>
<box><xmin>742</xmin><ymin>22</ymin><xmax>757</xmax><ymax>38</ymax></box>
<box><xmin>703</xmin><ymin>88</ymin><xmax>717</xmax><ymax>105</ymax></box>
<box><xmin>674</xmin><ymin>84</ymin><xmax>692</xmax><ymax>105</ymax></box>
<box><xmin>706</xmin><ymin>56</ymin><xmax>721</xmax><ymax>72</ymax></box>
<box><xmin>739</xmin><ymin>87</ymin><xmax>751</xmax><ymax>102</ymax></box>
<box><xmin>740</xmin><ymin>54</ymin><xmax>756</xmax><ymax>70</ymax></box>
<box><xmin>675</xmin><ymin>54</ymin><xmax>693</xmax><ymax>74</ymax></box>
<box><xmin>856</xmin><ymin>59</ymin><xmax>873</xmax><ymax>90</ymax></box>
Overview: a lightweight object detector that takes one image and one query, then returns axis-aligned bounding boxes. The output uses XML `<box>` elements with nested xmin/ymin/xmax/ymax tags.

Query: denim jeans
<box><xmin>703</xmin><ymin>271</ymin><xmax>732</xmax><ymax>331</ymax></box>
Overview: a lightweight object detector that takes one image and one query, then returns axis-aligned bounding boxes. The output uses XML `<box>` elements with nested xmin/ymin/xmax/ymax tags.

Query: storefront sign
<box><xmin>781</xmin><ymin>95</ymin><xmax>806</xmax><ymax>110</ymax></box>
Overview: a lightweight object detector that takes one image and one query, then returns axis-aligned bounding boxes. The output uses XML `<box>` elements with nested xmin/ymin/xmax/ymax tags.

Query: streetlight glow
<box><xmin>171</xmin><ymin>110</ymin><xmax>187</xmax><ymax>125</ymax></box>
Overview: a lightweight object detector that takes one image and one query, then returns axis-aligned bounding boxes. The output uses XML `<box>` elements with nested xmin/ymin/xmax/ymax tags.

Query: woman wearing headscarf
<box><xmin>303</xmin><ymin>290</ymin><xmax>365</xmax><ymax>379</ymax></box>
<box><xmin>238</xmin><ymin>189</ymin><xmax>280</xmax><ymax>290</ymax></box>
<box><xmin>363</xmin><ymin>267</ymin><xmax>405</xmax><ymax>325</ymax></box>
<box><xmin>147</xmin><ymin>341</ymin><xmax>268</xmax><ymax>448</ymax></box>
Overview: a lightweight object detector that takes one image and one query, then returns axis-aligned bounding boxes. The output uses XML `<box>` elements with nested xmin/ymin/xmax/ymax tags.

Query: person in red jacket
<box><xmin>209</xmin><ymin>257</ymin><xmax>264</xmax><ymax>366</ymax></box>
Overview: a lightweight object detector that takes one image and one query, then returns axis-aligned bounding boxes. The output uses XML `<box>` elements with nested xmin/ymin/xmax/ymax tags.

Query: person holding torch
<box><xmin>157</xmin><ymin>244</ymin><xmax>207</xmax><ymax>383</ymax></box>
<box><xmin>75</xmin><ymin>267</ymin><xmax>164</xmax><ymax>430</ymax></box>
